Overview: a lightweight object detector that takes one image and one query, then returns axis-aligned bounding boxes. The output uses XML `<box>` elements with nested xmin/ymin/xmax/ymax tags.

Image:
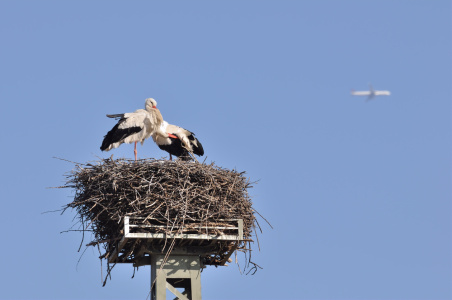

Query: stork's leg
<box><xmin>134</xmin><ymin>142</ymin><xmax>138</xmax><ymax>161</ymax></box>
<box><xmin>169</xmin><ymin>154</ymin><xmax>172</xmax><ymax>161</ymax></box>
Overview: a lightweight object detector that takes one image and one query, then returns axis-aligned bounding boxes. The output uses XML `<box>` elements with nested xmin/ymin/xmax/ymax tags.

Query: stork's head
<box><xmin>145</xmin><ymin>98</ymin><xmax>157</xmax><ymax>110</ymax></box>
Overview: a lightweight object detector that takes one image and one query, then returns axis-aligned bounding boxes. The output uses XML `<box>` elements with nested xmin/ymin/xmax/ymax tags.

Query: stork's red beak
<box><xmin>168</xmin><ymin>133</ymin><xmax>178</xmax><ymax>139</ymax></box>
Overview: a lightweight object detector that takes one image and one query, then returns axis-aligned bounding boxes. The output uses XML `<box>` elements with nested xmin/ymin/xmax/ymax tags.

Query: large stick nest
<box><xmin>59</xmin><ymin>157</ymin><xmax>262</xmax><ymax>280</ymax></box>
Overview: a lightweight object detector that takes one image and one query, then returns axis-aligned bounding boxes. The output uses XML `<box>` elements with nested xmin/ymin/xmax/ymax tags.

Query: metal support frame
<box><xmin>108</xmin><ymin>217</ymin><xmax>243</xmax><ymax>264</ymax></box>
<box><xmin>125</xmin><ymin>217</ymin><xmax>243</xmax><ymax>240</ymax></box>
<box><xmin>107</xmin><ymin>216</ymin><xmax>245</xmax><ymax>300</ymax></box>
<box><xmin>151</xmin><ymin>255</ymin><xmax>201</xmax><ymax>300</ymax></box>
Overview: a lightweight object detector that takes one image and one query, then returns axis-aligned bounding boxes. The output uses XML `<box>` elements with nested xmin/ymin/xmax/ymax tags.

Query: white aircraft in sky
<box><xmin>351</xmin><ymin>84</ymin><xmax>391</xmax><ymax>101</ymax></box>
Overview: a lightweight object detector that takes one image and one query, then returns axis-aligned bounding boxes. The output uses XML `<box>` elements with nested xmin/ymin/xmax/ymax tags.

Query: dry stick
<box><xmin>97</xmin><ymin>243</ymin><xmax>103</xmax><ymax>285</ymax></box>
<box><xmin>252</xmin><ymin>208</ymin><xmax>273</xmax><ymax>230</ymax></box>
<box><xmin>102</xmin><ymin>263</ymin><xmax>116</xmax><ymax>287</ymax></box>
<box><xmin>77</xmin><ymin>215</ymin><xmax>85</xmax><ymax>252</ymax></box>
<box><xmin>252</xmin><ymin>223</ymin><xmax>261</xmax><ymax>252</ymax></box>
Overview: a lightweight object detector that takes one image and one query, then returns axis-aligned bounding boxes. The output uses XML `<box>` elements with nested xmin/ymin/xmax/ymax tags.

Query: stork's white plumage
<box><xmin>152</xmin><ymin>121</ymin><xmax>204</xmax><ymax>161</ymax></box>
<box><xmin>100</xmin><ymin>98</ymin><xmax>168</xmax><ymax>160</ymax></box>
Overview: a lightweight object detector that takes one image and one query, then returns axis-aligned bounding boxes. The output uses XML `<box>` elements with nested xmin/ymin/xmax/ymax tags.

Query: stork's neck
<box><xmin>161</xmin><ymin>121</ymin><xmax>169</xmax><ymax>130</ymax></box>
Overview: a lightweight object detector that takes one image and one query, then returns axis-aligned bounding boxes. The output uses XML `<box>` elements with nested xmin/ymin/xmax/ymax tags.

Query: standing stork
<box><xmin>152</xmin><ymin>121</ymin><xmax>204</xmax><ymax>161</ymax></box>
<box><xmin>100</xmin><ymin>98</ymin><xmax>168</xmax><ymax>160</ymax></box>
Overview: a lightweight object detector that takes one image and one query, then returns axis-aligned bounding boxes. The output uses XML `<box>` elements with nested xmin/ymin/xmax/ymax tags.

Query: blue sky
<box><xmin>1</xmin><ymin>1</ymin><xmax>451</xmax><ymax>299</ymax></box>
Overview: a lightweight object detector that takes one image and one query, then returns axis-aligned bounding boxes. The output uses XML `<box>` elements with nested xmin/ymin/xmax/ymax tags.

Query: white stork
<box><xmin>100</xmin><ymin>98</ymin><xmax>168</xmax><ymax>160</ymax></box>
<box><xmin>152</xmin><ymin>121</ymin><xmax>204</xmax><ymax>161</ymax></box>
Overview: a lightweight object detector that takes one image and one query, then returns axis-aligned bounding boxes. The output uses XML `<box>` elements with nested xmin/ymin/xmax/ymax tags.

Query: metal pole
<box><xmin>150</xmin><ymin>255</ymin><xmax>202</xmax><ymax>300</ymax></box>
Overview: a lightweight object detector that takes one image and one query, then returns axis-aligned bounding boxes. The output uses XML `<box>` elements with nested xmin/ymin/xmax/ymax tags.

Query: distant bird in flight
<box><xmin>351</xmin><ymin>84</ymin><xmax>391</xmax><ymax>101</ymax></box>
<box><xmin>100</xmin><ymin>98</ymin><xmax>169</xmax><ymax>160</ymax></box>
<box><xmin>152</xmin><ymin>121</ymin><xmax>204</xmax><ymax>161</ymax></box>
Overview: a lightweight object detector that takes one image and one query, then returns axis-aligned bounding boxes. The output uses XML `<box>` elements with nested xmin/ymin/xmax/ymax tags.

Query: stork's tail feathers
<box><xmin>106</xmin><ymin>114</ymin><xmax>125</xmax><ymax>120</ymax></box>
<box><xmin>189</xmin><ymin>134</ymin><xmax>204</xmax><ymax>157</ymax></box>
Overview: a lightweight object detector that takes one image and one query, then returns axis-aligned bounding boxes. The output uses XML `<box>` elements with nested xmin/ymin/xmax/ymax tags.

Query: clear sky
<box><xmin>1</xmin><ymin>1</ymin><xmax>451</xmax><ymax>299</ymax></box>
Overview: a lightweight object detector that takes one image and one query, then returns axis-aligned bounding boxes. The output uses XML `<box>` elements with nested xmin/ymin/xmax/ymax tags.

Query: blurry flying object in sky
<box><xmin>351</xmin><ymin>84</ymin><xmax>391</xmax><ymax>101</ymax></box>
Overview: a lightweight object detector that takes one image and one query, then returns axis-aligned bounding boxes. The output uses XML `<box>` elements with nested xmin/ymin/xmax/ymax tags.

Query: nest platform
<box><xmin>61</xmin><ymin>158</ymin><xmax>256</xmax><ymax>269</ymax></box>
